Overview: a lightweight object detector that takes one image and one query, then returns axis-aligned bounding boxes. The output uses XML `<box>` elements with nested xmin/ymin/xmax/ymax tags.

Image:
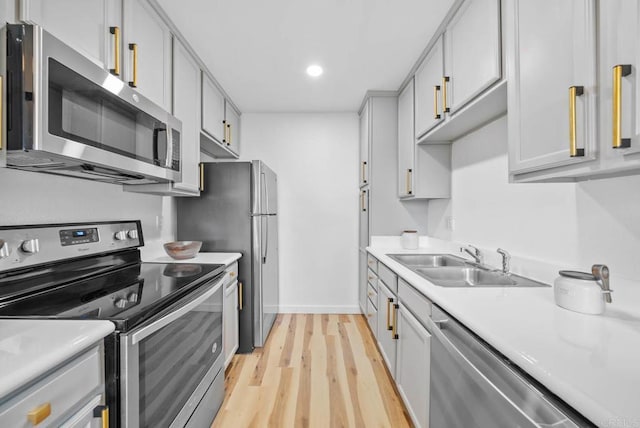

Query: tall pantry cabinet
<box><xmin>358</xmin><ymin>93</ymin><xmax>428</xmax><ymax>313</ymax></box>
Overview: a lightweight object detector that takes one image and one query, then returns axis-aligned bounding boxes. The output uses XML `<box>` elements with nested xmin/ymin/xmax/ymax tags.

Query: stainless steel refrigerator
<box><xmin>176</xmin><ymin>161</ymin><xmax>279</xmax><ymax>352</ymax></box>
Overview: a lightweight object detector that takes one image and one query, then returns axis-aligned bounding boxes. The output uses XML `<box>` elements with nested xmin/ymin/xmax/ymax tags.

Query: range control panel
<box><xmin>60</xmin><ymin>228</ymin><xmax>100</xmax><ymax>246</ymax></box>
<box><xmin>0</xmin><ymin>221</ymin><xmax>143</xmax><ymax>273</ymax></box>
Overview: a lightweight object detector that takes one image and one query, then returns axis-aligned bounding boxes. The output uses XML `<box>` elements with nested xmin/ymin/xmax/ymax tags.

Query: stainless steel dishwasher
<box><xmin>426</xmin><ymin>305</ymin><xmax>595</xmax><ymax>428</ymax></box>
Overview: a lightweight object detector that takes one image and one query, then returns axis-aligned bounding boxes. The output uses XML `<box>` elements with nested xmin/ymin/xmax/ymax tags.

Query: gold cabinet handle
<box><xmin>386</xmin><ymin>298</ymin><xmax>393</xmax><ymax>331</ymax></box>
<box><xmin>612</xmin><ymin>64</ymin><xmax>632</xmax><ymax>149</ymax></box>
<box><xmin>222</xmin><ymin>120</ymin><xmax>227</xmax><ymax>143</ymax></box>
<box><xmin>199</xmin><ymin>162</ymin><xmax>204</xmax><ymax>191</ymax></box>
<box><xmin>569</xmin><ymin>86</ymin><xmax>585</xmax><ymax>157</ymax></box>
<box><xmin>442</xmin><ymin>76</ymin><xmax>450</xmax><ymax>113</ymax></box>
<box><xmin>360</xmin><ymin>190</ymin><xmax>367</xmax><ymax>212</ymax></box>
<box><xmin>227</xmin><ymin>123</ymin><xmax>232</xmax><ymax>146</ymax></box>
<box><xmin>101</xmin><ymin>406</ymin><xmax>109</xmax><ymax>428</ymax></box>
<box><xmin>229</xmin><ymin>271</ymin><xmax>236</xmax><ymax>278</ymax></box>
<box><xmin>433</xmin><ymin>85</ymin><xmax>441</xmax><ymax>119</ymax></box>
<box><xmin>367</xmin><ymin>313</ymin><xmax>373</xmax><ymax>318</ymax></box>
<box><xmin>392</xmin><ymin>304</ymin><xmax>399</xmax><ymax>339</ymax></box>
<box><xmin>109</xmin><ymin>26</ymin><xmax>120</xmax><ymax>76</ymax></box>
<box><xmin>361</xmin><ymin>161</ymin><xmax>367</xmax><ymax>184</ymax></box>
<box><xmin>128</xmin><ymin>43</ymin><xmax>138</xmax><ymax>88</ymax></box>
<box><xmin>405</xmin><ymin>168</ymin><xmax>412</xmax><ymax>195</ymax></box>
<box><xmin>27</xmin><ymin>402</ymin><xmax>51</xmax><ymax>425</ymax></box>
<box><xmin>368</xmin><ymin>291</ymin><xmax>373</xmax><ymax>297</ymax></box>
<box><xmin>368</xmin><ymin>275</ymin><xmax>374</xmax><ymax>281</ymax></box>
<box><xmin>238</xmin><ymin>281</ymin><xmax>243</xmax><ymax>310</ymax></box>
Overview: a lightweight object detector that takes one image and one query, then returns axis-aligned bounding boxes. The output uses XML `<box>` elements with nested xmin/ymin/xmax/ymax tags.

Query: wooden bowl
<box><xmin>163</xmin><ymin>241</ymin><xmax>202</xmax><ymax>260</ymax></box>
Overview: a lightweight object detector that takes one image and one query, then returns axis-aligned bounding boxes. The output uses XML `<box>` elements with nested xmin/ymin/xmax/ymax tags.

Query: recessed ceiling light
<box><xmin>306</xmin><ymin>64</ymin><xmax>323</xmax><ymax>77</ymax></box>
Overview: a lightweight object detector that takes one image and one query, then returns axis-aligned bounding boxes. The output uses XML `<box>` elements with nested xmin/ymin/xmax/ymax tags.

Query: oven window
<box><xmin>47</xmin><ymin>58</ymin><xmax>176</xmax><ymax>170</ymax></box>
<box><xmin>137</xmin><ymin>290</ymin><xmax>223</xmax><ymax>427</ymax></box>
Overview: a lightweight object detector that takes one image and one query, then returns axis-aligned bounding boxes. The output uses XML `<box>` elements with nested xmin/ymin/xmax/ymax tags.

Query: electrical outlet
<box><xmin>446</xmin><ymin>217</ymin><xmax>455</xmax><ymax>231</ymax></box>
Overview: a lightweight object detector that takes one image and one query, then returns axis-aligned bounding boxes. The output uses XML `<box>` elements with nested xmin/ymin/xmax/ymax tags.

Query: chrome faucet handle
<box><xmin>592</xmin><ymin>264</ymin><xmax>613</xmax><ymax>304</ymax></box>
<box><xmin>460</xmin><ymin>244</ymin><xmax>483</xmax><ymax>264</ymax></box>
<box><xmin>496</xmin><ymin>248</ymin><xmax>511</xmax><ymax>274</ymax></box>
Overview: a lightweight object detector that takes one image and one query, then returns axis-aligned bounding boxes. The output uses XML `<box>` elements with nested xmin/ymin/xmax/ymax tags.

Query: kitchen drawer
<box><xmin>367</xmin><ymin>254</ymin><xmax>378</xmax><ymax>273</ymax></box>
<box><xmin>366</xmin><ymin>296</ymin><xmax>378</xmax><ymax>337</ymax></box>
<box><xmin>0</xmin><ymin>346</ymin><xmax>103</xmax><ymax>428</ymax></box>
<box><xmin>398</xmin><ymin>278</ymin><xmax>432</xmax><ymax>326</ymax></box>
<box><xmin>367</xmin><ymin>268</ymin><xmax>378</xmax><ymax>285</ymax></box>
<box><xmin>377</xmin><ymin>263</ymin><xmax>398</xmax><ymax>294</ymax></box>
<box><xmin>367</xmin><ymin>282</ymin><xmax>378</xmax><ymax>308</ymax></box>
<box><xmin>222</xmin><ymin>262</ymin><xmax>238</xmax><ymax>287</ymax></box>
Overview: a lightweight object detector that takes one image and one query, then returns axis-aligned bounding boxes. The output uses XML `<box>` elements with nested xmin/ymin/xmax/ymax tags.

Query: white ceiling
<box><xmin>157</xmin><ymin>0</ymin><xmax>455</xmax><ymax>112</ymax></box>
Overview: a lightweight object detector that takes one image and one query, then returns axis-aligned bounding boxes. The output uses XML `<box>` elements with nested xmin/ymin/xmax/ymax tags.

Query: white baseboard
<box><xmin>278</xmin><ymin>305</ymin><xmax>362</xmax><ymax>314</ymax></box>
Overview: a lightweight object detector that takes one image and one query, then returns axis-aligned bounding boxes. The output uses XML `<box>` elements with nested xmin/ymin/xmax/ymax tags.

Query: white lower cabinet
<box><xmin>224</xmin><ymin>279</ymin><xmax>239</xmax><ymax>368</ymax></box>
<box><xmin>222</xmin><ymin>262</ymin><xmax>240</xmax><ymax>369</ymax></box>
<box><xmin>376</xmin><ymin>281</ymin><xmax>398</xmax><ymax>378</ymax></box>
<box><xmin>396</xmin><ymin>303</ymin><xmax>431</xmax><ymax>428</ymax></box>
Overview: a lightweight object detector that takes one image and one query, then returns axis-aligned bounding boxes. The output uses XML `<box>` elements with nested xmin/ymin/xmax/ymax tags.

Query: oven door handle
<box><xmin>131</xmin><ymin>280</ymin><xmax>223</xmax><ymax>345</ymax></box>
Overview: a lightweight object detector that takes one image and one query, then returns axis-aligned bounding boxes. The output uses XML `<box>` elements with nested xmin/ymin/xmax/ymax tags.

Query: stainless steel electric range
<box><xmin>0</xmin><ymin>221</ymin><xmax>226</xmax><ymax>428</ymax></box>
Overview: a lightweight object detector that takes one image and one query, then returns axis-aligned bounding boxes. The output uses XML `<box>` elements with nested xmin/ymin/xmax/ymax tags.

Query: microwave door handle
<box><xmin>130</xmin><ymin>280</ymin><xmax>223</xmax><ymax>344</ymax></box>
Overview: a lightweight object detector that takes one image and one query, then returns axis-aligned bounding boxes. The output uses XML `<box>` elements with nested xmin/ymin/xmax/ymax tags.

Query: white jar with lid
<box><xmin>401</xmin><ymin>230</ymin><xmax>419</xmax><ymax>250</ymax></box>
<box><xmin>554</xmin><ymin>270</ymin><xmax>607</xmax><ymax>315</ymax></box>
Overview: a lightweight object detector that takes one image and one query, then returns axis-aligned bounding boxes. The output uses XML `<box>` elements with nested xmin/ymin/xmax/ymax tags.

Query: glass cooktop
<box><xmin>0</xmin><ymin>251</ymin><xmax>224</xmax><ymax>332</ymax></box>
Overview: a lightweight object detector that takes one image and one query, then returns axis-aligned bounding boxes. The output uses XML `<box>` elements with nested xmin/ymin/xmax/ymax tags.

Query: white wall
<box><xmin>240</xmin><ymin>113</ymin><xmax>359</xmax><ymax>313</ymax></box>
<box><xmin>429</xmin><ymin>115</ymin><xmax>640</xmax><ymax>280</ymax></box>
<box><xmin>0</xmin><ymin>168</ymin><xmax>176</xmax><ymax>259</ymax></box>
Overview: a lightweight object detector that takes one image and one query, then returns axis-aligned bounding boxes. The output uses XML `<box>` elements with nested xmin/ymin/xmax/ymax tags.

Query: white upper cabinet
<box><xmin>507</xmin><ymin>0</ymin><xmax>597</xmax><ymax>176</ymax></box>
<box><xmin>202</xmin><ymin>74</ymin><xmax>226</xmax><ymax>143</ymax></box>
<box><xmin>415</xmin><ymin>35</ymin><xmax>445</xmax><ymax>139</ymax></box>
<box><xmin>444</xmin><ymin>0</ymin><xmax>501</xmax><ymax>114</ymax></box>
<box><xmin>398</xmin><ymin>79</ymin><xmax>415</xmax><ymax>197</ymax></box>
<box><xmin>224</xmin><ymin>101</ymin><xmax>241</xmax><ymax>156</ymax></box>
<box><xmin>599</xmin><ymin>1</ymin><xmax>640</xmax><ymax>163</ymax></box>
<box><xmin>172</xmin><ymin>38</ymin><xmax>201</xmax><ymax>194</ymax></box>
<box><xmin>19</xmin><ymin>0</ymin><xmax>121</xmax><ymax>72</ymax></box>
<box><xmin>123</xmin><ymin>0</ymin><xmax>172</xmax><ymax>110</ymax></box>
<box><xmin>359</xmin><ymin>100</ymin><xmax>370</xmax><ymax>187</ymax></box>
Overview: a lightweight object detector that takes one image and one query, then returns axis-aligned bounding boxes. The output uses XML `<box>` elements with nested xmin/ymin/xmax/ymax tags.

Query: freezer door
<box><xmin>252</xmin><ymin>161</ymin><xmax>278</xmax><ymax>215</ymax></box>
<box><xmin>252</xmin><ymin>212</ymin><xmax>279</xmax><ymax>347</ymax></box>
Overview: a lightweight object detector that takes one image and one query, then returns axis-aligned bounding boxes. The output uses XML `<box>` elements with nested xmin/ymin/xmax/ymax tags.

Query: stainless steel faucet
<box><xmin>460</xmin><ymin>245</ymin><xmax>483</xmax><ymax>265</ymax></box>
<box><xmin>496</xmin><ymin>248</ymin><xmax>511</xmax><ymax>275</ymax></box>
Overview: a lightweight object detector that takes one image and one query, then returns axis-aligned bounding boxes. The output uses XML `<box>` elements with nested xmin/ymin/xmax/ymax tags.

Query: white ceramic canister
<box><xmin>553</xmin><ymin>270</ymin><xmax>606</xmax><ymax>315</ymax></box>
<box><xmin>401</xmin><ymin>230</ymin><xmax>419</xmax><ymax>250</ymax></box>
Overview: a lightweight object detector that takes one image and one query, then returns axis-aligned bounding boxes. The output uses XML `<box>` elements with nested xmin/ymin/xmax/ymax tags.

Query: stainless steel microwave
<box><xmin>3</xmin><ymin>24</ymin><xmax>181</xmax><ymax>184</ymax></box>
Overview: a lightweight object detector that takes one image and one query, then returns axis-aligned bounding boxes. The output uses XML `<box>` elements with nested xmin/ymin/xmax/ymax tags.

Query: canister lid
<box><xmin>558</xmin><ymin>270</ymin><xmax>596</xmax><ymax>281</ymax></box>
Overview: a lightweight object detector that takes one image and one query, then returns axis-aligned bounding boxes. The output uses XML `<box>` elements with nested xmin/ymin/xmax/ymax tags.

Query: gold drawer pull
<box><xmin>238</xmin><ymin>281</ymin><xmax>243</xmax><ymax>311</ymax></box>
<box><xmin>568</xmin><ymin>86</ymin><xmax>585</xmax><ymax>157</ymax></box>
<box><xmin>101</xmin><ymin>406</ymin><xmax>109</xmax><ymax>428</ymax></box>
<box><xmin>360</xmin><ymin>190</ymin><xmax>367</xmax><ymax>212</ymax></box>
<box><xmin>368</xmin><ymin>276</ymin><xmax>374</xmax><ymax>281</ymax></box>
<box><xmin>361</xmin><ymin>161</ymin><xmax>367</xmax><ymax>184</ymax></box>
<box><xmin>368</xmin><ymin>291</ymin><xmax>373</xmax><ymax>297</ymax></box>
<box><xmin>433</xmin><ymin>85</ymin><xmax>441</xmax><ymax>119</ymax></box>
<box><xmin>612</xmin><ymin>64</ymin><xmax>632</xmax><ymax>149</ymax></box>
<box><xmin>386</xmin><ymin>298</ymin><xmax>393</xmax><ymax>331</ymax></box>
<box><xmin>406</xmin><ymin>168</ymin><xmax>412</xmax><ymax>195</ymax></box>
<box><xmin>109</xmin><ymin>26</ymin><xmax>120</xmax><ymax>76</ymax></box>
<box><xmin>229</xmin><ymin>271</ymin><xmax>236</xmax><ymax>278</ymax></box>
<box><xmin>27</xmin><ymin>402</ymin><xmax>51</xmax><ymax>425</ymax></box>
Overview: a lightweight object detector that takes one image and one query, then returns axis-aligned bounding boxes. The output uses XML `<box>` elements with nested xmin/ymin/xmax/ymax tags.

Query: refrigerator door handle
<box><xmin>262</xmin><ymin>172</ymin><xmax>269</xmax><ymax>264</ymax></box>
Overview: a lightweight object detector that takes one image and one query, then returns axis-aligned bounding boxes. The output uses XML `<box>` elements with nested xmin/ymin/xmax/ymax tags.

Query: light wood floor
<box><xmin>212</xmin><ymin>313</ymin><xmax>412</xmax><ymax>428</ymax></box>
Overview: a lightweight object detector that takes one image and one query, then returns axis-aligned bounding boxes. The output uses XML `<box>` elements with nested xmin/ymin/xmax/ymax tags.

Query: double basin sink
<box><xmin>387</xmin><ymin>254</ymin><xmax>548</xmax><ymax>288</ymax></box>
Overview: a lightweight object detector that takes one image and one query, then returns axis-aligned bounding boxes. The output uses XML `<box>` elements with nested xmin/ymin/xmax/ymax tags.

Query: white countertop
<box><xmin>0</xmin><ymin>320</ymin><xmax>114</xmax><ymax>400</ymax></box>
<box><xmin>145</xmin><ymin>252</ymin><xmax>242</xmax><ymax>266</ymax></box>
<box><xmin>367</xmin><ymin>238</ymin><xmax>640</xmax><ymax>427</ymax></box>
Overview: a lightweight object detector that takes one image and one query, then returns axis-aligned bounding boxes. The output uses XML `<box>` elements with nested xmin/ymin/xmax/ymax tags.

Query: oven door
<box><xmin>120</xmin><ymin>279</ymin><xmax>224</xmax><ymax>428</ymax></box>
